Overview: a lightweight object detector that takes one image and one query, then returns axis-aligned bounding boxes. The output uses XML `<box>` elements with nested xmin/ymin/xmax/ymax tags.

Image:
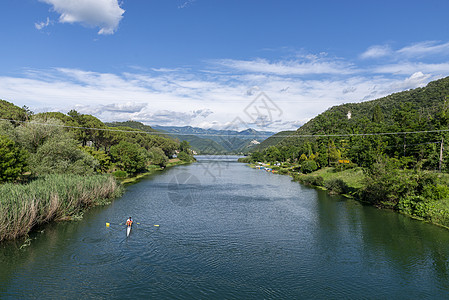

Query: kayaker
<box><xmin>126</xmin><ymin>217</ymin><xmax>133</xmax><ymax>227</ymax></box>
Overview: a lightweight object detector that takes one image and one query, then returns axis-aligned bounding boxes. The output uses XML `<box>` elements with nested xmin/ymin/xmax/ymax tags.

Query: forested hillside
<box><xmin>244</xmin><ymin>76</ymin><xmax>449</xmax><ymax>227</ymax></box>
<box><xmin>252</xmin><ymin>76</ymin><xmax>449</xmax><ymax>170</ymax></box>
<box><xmin>0</xmin><ymin>100</ymin><xmax>196</xmax><ymax>181</ymax></box>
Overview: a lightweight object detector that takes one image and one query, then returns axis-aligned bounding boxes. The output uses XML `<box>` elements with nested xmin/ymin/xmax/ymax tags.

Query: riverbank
<box><xmin>246</xmin><ymin>162</ymin><xmax>449</xmax><ymax>229</ymax></box>
<box><xmin>0</xmin><ymin>159</ymin><xmax>194</xmax><ymax>242</ymax></box>
<box><xmin>119</xmin><ymin>158</ymin><xmax>192</xmax><ymax>184</ymax></box>
<box><xmin>0</xmin><ymin>174</ymin><xmax>122</xmax><ymax>242</ymax></box>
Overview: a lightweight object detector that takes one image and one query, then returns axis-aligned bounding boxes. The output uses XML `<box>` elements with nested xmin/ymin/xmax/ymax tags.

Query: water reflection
<box><xmin>1</xmin><ymin>157</ymin><xmax>449</xmax><ymax>298</ymax></box>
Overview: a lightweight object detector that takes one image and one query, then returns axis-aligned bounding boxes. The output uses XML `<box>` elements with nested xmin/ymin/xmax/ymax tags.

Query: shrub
<box><xmin>177</xmin><ymin>151</ymin><xmax>193</xmax><ymax>162</ymax></box>
<box><xmin>278</xmin><ymin>168</ymin><xmax>289</xmax><ymax>175</ymax></box>
<box><xmin>297</xmin><ymin>175</ymin><xmax>324</xmax><ymax>187</ymax></box>
<box><xmin>112</xmin><ymin>170</ymin><xmax>128</xmax><ymax>179</ymax></box>
<box><xmin>324</xmin><ymin>178</ymin><xmax>349</xmax><ymax>195</ymax></box>
<box><xmin>301</xmin><ymin>160</ymin><xmax>318</xmax><ymax>174</ymax></box>
<box><xmin>0</xmin><ymin>135</ymin><xmax>28</xmax><ymax>183</ymax></box>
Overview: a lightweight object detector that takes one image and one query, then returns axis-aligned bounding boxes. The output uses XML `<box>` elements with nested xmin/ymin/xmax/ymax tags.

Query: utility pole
<box><xmin>439</xmin><ymin>137</ymin><xmax>444</xmax><ymax>172</ymax></box>
<box><xmin>403</xmin><ymin>134</ymin><xmax>406</xmax><ymax>157</ymax></box>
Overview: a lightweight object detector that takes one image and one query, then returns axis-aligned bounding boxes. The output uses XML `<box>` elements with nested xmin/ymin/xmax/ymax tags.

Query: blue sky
<box><xmin>1</xmin><ymin>0</ymin><xmax>449</xmax><ymax>131</ymax></box>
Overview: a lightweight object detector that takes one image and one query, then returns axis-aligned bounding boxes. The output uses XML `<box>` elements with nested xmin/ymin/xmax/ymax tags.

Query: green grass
<box><xmin>0</xmin><ymin>174</ymin><xmax>122</xmax><ymax>241</ymax></box>
<box><xmin>307</xmin><ymin>167</ymin><xmax>365</xmax><ymax>190</ymax></box>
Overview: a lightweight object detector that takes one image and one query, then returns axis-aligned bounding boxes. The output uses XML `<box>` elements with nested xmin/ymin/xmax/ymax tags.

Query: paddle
<box><xmin>106</xmin><ymin>222</ymin><xmax>160</xmax><ymax>227</ymax></box>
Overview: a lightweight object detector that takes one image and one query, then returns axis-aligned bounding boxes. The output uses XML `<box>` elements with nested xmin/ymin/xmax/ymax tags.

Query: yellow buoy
<box><xmin>106</xmin><ymin>223</ymin><xmax>110</xmax><ymax>227</ymax></box>
<box><xmin>154</xmin><ymin>225</ymin><xmax>160</xmax><ymax>227</ymax></box>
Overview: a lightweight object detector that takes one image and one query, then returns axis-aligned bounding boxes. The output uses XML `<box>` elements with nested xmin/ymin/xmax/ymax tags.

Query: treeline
<box><xmin>0</xmin><ymin>100</ymin><xmax>195</xmax><ymax>181</ymax></box>
<box><xmin>248</xmin><ymin>77</ymin><xmax>449</xmax><ymax>172</ymax></box>
<box><xmin>0</xmin><ymin>99</ymin><xmax>195</xmax><ymax>241</ymax></box>
<box><xmin>244</xmin><ymin>76</ymin><xmax>449</xmax><ymax>227</ymax></box>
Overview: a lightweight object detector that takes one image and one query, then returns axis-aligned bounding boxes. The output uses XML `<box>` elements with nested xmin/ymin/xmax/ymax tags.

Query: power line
<box><xmin>1</xmin><ymin>117</ymin><xmax>449</xmax><ymax>139</ymax></box>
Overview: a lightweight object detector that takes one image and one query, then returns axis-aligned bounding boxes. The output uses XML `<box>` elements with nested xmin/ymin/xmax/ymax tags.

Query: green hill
<box><xmin>106</xmin><ymin>120</ymin><xmax>166</xmax><ymax>136</ymax></box>
<box><xmin>291</xmin><ymin>76</ymin><xmax>449</xmax><ymax>137</ymax></box>
<box><xmin>250</xmin><ymin>76</ymin><xmax>449</xmax><ymax>170</ymax></box>
<box><xmin>251</xmin><ymin>130</ymin><xmax>295</xmax><ymax>151</ymax></box>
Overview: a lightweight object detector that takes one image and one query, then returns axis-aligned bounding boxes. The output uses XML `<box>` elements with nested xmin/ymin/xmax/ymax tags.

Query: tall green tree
<box><xmin>110</xmin><ymin>141</ymin><xmax>147</xmax><ymax>174</ymax></box>
<box><xmin>0</xmin><ymin>135</ymin><xmax>28</xmax><ymax>183</ymax></box>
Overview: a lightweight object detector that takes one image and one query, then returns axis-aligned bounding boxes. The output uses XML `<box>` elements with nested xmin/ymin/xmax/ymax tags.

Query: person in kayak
<box><xmin>126</xmin><ymin>217</ymin><xmax>133</xmax><ymax>227</ymax></box>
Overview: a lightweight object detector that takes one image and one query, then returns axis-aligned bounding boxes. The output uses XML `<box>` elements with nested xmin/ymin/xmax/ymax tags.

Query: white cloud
<box><xmin>360</xmin><ymin>45</ymin><xmax>392</xmax><ymax>59</ymax></box>
<box><xmin>40</xmin><ymin>0</ymin><xmax>125</xmax><ymax>34</ymax></box>
<box><xmin>178</xmin><ymin>0</ymin><xmax>196</xmax><ymax>9</ymax></box>
<box><xmin>373</xmin><ymin>61</ymin><xmax>449</xmax><ymax>75</ymax></box>
<box><xmin>35</xmin><ymin>17</ymin><xmax>51</xmax><ymax>30</ymax></box>
<box><xmin>1</xmin><ymin>42</ymin><xmax>448</xmax><ymax>131</ymax></box>
<box><xmin>398</xmin><ymin>41</ymin><xmax>449</xmax><ymax>57</ymax></box>
<box><xmin>214</xmin><ymin>56</ymin><xmax>357</xmax><ymax>75</ymax></box>
<box><xmin>101</xmin><ymin>102</ymin><xmax>148</xmax><ymax>113</ymax></box>
<box><xmin>390</xmin><ymin>72</ymin><xmax>432</xmax><ymax>90</ymax></box>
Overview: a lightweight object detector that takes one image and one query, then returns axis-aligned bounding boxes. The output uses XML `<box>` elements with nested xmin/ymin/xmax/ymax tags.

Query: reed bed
<box><xmin>0</xmin><ymin>174</ymin><xmax>123</xmax><ymax>241</ymax></box>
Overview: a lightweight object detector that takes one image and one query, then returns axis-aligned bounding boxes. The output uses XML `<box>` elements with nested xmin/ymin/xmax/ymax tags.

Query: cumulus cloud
<box><xmin>101</xmin><ymin>102</ymin><xmax>148</xmax><ymax>113</ymax></box>
<box><xmin>1</xmin><ymin>41</ymin><xmax>448</xmax><ymax>131</ymax></box>
<box><xmin>129</xmin><ymin>109</ymin><xmax>212</xmax><ymax>126</ymax></box>
<box><xmin>192</xmin><ymin>109</ymin><xmax>213</xmax><ymax>118</ymax></box>
<box><xmin>390</xmin><ymin>72</ymin><xmax>432</xmax><ymax>90</ymax></box>
<box><xmin>40</xmin><ymin>0</ymin><xmax>125</xmax><ymax>34</ymax></box>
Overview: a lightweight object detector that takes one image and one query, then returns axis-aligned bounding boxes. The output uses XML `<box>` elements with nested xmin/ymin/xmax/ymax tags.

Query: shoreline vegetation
<box><xmin>0</xmin><ymin>100</ymin><xmax>196</xmax><ymax>242</ymax></box>
<box><xmin>0</xmin><ymin>174</ymin><xmax>122</xmax><ymax>241</ymax></box>
<box><xmin>119</xmin><ymin>158</ymin><xmax>190</xmax><ymax>185</ymax></box>
<box><xmin>241</xmin><ymin>159</ymin><xmax>449</xmax><ymax>230</ymax></box>
<box><xmin>0</xmin><ymin>159</ymin><xmax>193</xmax><ymax>243</ymax></box>
<box><xmin>239</xmin><ymin>78</ymin><xmax>449</xmax><ymax>230</ymax></box>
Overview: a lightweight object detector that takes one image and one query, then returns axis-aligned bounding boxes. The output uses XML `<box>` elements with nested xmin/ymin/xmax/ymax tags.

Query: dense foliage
<box><xmin>248</xmin><ymin>77</ymin><xmax>449</xmax><ymax>173</ymax></box>
<box><xmin>0</xmin><ymin>174</ymin><xmax>121</xmax><ymax>241</ymax></box>
<box><xmin>245</xmin><ymin>76</ymin><xmax>449</xmax><ymax>225</ymax></box>
<box><xmin>0</xmin><ymin>135</ymin><xmax>28</xmax><ymax>183</ymax></box>
<box><xmin>0</xmin><ymin>100</ymin><xmax>195</xmax><ymax>180</ymax></box>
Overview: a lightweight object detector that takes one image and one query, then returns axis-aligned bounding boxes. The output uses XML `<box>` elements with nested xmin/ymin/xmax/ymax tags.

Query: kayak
<box><xmin>126</xmin><ymin>225</ymin><xmax>132</xmax><ymax>237</ymax></box>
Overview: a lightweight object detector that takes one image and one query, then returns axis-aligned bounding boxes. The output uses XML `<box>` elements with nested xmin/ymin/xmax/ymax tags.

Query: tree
<box><xmin>29</xmin><ymin>133</ymin><xmax>97</xmax><ymax>176</ymax></box>
<box><xmin>0</xmin><ymin>135</ymin><xmax>28</xmax><ymax>183</ymax></box>
<box><xmin>328</xmin><ymin>140</ymin><xmax>341</xmax><ymax>165</ymax></box>
<box><xmin>149</xmin><ymin>147</ymin><xmax>169</xmax><ymax>167</ymax></box>
<box><xmin>81</xmin><ymin>147</ymin><xmax>112</xmax><ymax>173</ymax></box>
<box><xmin>110</xmin><ymin>141</ymin><xmax>147</xmax><ymax>174</ymax></box>
<box><xmin>265</xmin><ymin>146</ymin><xmax>281</xmax><ymax>162</ymax></box>
<box><xmin>177</xmin><ymin>150</ymin><xmax>194</xmax><ymax>162</ymax></box>
<box><xmin>301</xmin><ymin>160</ymin><xmax>318</xmax><ymax>174</ymax></box>
<box><xmin>180</xmin><ymin>140</ymin><xmax>191</xmax><ymax>153</ymax></box>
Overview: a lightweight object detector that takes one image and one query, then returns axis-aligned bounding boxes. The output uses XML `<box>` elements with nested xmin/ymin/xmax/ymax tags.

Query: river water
<box><xmin>1</xmin><ymin>156</ymin><xmax>449</xmax><ymax>299</ymax></box>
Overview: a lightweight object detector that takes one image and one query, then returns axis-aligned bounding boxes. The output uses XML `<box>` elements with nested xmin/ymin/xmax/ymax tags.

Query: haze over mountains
<box><xmin>152</xmin><ymin>125</ymin><xmax>275</xmax><ymax>154</ymax></box>
<box><xmin>105</xmin><ymin>121</ymin><xmax>275</xmax><ymax>154</ymax></box>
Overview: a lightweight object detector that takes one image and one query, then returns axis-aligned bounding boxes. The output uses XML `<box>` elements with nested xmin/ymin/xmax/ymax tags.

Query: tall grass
<box><xmin>0</xmin><ymin>174</ymin><xmax>123</xmax><ymax>241</ymax></box>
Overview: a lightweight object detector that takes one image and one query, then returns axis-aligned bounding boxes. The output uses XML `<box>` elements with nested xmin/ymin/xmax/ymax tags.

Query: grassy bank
<box><xmin>248</xmin><ymin>162</ymin><xmax>449</xmax><ymax>229</ymax></box>
<box><xmin>120</xmin><ymin>158</ymin><xmax>191</xmax><ymax>185</ymax></box>
<box><xmin>0</xmin><ymin>174</ymin><xmax>122</xmax><ymax>241</ymax></box>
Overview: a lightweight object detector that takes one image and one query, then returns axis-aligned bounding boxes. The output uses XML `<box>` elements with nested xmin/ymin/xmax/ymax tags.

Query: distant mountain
<box><xmin>152</xmin><ymin>125</ymin><xmax>275</xmax><ymax>154</ymax></box>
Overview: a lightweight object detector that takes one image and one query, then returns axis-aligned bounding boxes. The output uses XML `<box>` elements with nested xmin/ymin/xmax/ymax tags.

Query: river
<box><xmin>1</xmin><ymin>156</ymin><xmax>449</xmax><ymax>299</ymax></box>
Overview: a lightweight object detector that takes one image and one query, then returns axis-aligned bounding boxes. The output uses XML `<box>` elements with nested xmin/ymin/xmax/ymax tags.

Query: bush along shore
<box><xmin>242</xmin><ymin>157</ymin><xmax>449</xmax><ymax>230</ymax></box>
<box><xmin>0</xmin><ymin>174</ymin><xmax>122</xmax><ymax>242</ymax></box>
